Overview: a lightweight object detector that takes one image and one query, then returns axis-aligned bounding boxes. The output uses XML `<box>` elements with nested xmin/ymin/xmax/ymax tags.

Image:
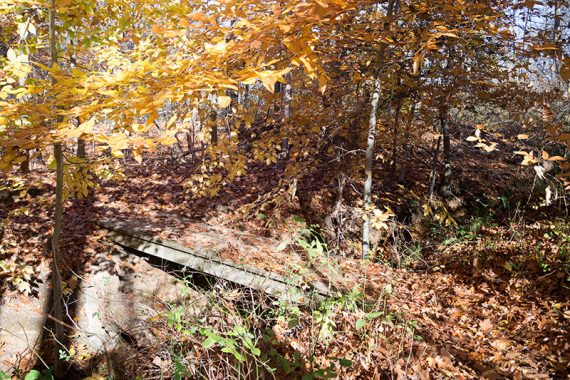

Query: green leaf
<box><xmin>24</xmin><ymin>370</ymin><xmax>42</xmax><ymax>380</ymax></box>
<box><xmin>355</xmin><ymin>318</ymin><xmax>366</xmax><ymax>330</ymax></box>
<box><xmin>365</xmin><ymin>311</ymin><xmax>383</xmax><ymax>320</ymax></box>
<box><xmin>292</xmin><ymin>216</ymin><xmax>306</xmax><ymax>223</ymax></box>
<box><xmin>338</xmin><ymin>358</ymin><xmax>352</xmax><ymax>367</ymax></box>
<box><xmin>233</xmin><ymin>325</ymin><xmax>245</xmax><ymax>335</ymax></box>
<box><xmin>202</xmin><ymin>337</ymin><xmax>216</xmax><ymax>349</ymax></box>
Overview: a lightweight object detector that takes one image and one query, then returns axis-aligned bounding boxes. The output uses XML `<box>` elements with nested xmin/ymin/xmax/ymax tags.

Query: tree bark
<box><xmin>48</xmin><ymin>2</ymin><xmax>65</xmax><ymax>377</ymax></box>
<box><xmin>281</xmin><ymin>74</ymin><xmax>292</xmax><ymax>158</ymax></box>
<box><xmin>19</xmin><ymin>150</ymin><xmax>30</xmax><ymax>173</ymax></box>
<box><xmin>51</xmin><ymin>143</ymin><xmax>65</xmax><ymax>378</ymax></box>
<box><xmin>439</xmin><ymin>106</ymin><xmax>452</xmax><ymax>198</ymax></box>
<box><xmin>77</xmin><ymin>137</ymin><xmax>86</xmax><ymax>159</ymax></box>
<box><xmin>399</xmin><ymin>100</ymin><xmax>416</xmax><ymax>183</ymax></box>
<box><xmin>362</xmin><ymin>0</ymin><xmax>398</xmax><ymax>259</ymax></box>
<box><xmin>209</xmin><ymin>111</ymin><xmax>218</xmax><ymax>145</ymax></box>
<box><xmin>389</xmin><ymin>93</ymin><xmax>403</xmax><ymax>186</ymax></box>
<box><xmin>429</xmin><ymin>134</ymin><xmax>442</xmax><ymax>202</ymax></box>
<box><xmin>362</xmin><ymin>77</ymin><xmax>382</xmax><ymax>259</ymax></box>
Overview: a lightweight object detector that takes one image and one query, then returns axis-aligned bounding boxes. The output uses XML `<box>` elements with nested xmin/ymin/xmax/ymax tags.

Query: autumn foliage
<box><xmin>0</xmin><ymin>0</ymin><xmax>569</xmax><ymax>378</ymax></box>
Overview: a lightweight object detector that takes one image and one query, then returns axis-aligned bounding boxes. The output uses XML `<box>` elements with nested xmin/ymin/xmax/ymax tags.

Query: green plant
<box><xmin>201</xmin><ymin>324</ymin><xmax>261</xmax><ymax>362</ymax></box>
<box><xmin>0</xmin><ymin>369</ymin><xmax>55</xmax><ymax>380</ymax></box>
<box><xmin>397</xmin><ymin>242</ymin><xmax>423</xmax><ymax>268</ymax></box>
<box><xmin>302</xmin><ymin>357</ymin><xmax>353</xmax><ymax>380</ymax></box>
<box><xmin>297</xmin><ymin>224</ymin><xmax>327</xmax><ymax>261</ymax></box>
<box><xmin>173</xmin><ymin>355</ymin><xmax>191</xmax><ymax>380</ymax></box>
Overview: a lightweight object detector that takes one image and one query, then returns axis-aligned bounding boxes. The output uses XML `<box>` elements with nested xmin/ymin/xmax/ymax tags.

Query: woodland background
<box><xmin>0</xmin><ymin>0</ymin><xmax>569</xmax><ymax>379</ymax></box>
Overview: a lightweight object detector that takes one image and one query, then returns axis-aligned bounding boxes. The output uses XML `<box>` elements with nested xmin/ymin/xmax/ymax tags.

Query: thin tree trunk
<box><xmin>362</xmin><ymin>77</ymin><xmax>382</xmax><ymax>259</ymax></box>
<box><xmin>389</xmin><ymin>94</ymin><xmax>402</xmax><ymax>186</ymax></box>
<box><xmin>439</xmin><ymin>107</ymin><xmax>452</xmax><ymax>198</ymax></box>
<box><xmin>71</xmin><ymin>53</ymin><xmax>86</xmax><ymax>161</ymax></box>
<box><xmin>429</xmin><ymin>135</ymin><xmax>442</xmax><ymax>202</ymax></box>
<box><xmin>19</xmin><ymin>150</ymin><xmax>30</xmax><ymax>173</ymax></box>
<box><xmin>49</xmin><ymin>1</ymin><xmax>65</xmax><ymax>377</ymax></box>
<box><xmin>209</xmin><ymin>111</ymin><xmax>218</xmax><ymax>145</ymax></box>
<box><xmin>51</xmin><ymin>143</ymin><xmax>65</xmax><ymax>378</ymax></box>
<box><xmin>77</xmin><ymin>137</ymin><xmax>86</xmax><ymax>159</ymax></box>
<box><xmin>362</xmin><ymin>0</ymin><xmax>398</xmax><ymax>259</ymax></box>
<box><xmin>281</xmin><ymin>74</ymin><xmax>292</xmax><ymax>158</ymax></box>
<box><xmin>399</xmin><ymin>101</ymin><xmax>416</xmax><ymax>183</ymax></box>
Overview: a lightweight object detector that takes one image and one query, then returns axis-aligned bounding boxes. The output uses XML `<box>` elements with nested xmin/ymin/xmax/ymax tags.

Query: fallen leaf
<box><xmin>479</xmin><ymin>319</ymin><xmax>493</xmax><ymax>333</ymax></box>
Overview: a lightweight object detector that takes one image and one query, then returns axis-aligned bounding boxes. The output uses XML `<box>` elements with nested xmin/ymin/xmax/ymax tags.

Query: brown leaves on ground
<box><xmin>1</xmin><ymin>149</ymin><xmax>569</xmax><ymax>378</ymax></box>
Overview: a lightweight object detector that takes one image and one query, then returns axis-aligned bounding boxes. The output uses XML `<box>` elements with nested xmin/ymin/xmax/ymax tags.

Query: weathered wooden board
<box><xmin>97</xmin><ymin>219</ymin><xmax>332</xmax><ymax>302</ymax></box>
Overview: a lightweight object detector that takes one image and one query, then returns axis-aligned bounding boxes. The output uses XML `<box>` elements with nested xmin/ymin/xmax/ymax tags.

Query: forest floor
<box><xmin>1</xmin><ymin>133</ymin><xmax>569</xmax><ymax>379</ymax></box>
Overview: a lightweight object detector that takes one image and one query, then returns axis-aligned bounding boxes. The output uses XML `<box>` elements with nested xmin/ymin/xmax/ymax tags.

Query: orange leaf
<box><xmin>548</xmin><ymin>156</ymin><xmax>565</xmax><ymax>161</ymax></box>
<box><xmin>178</xmin><ymin>18</ymin><xmax>190</xmax><ymax>28</ymax></box>
<box><xmin>151</xmin><ymin>24</ymin><xmax>165</xmax><ymax>34</ymax></box>
<box><xmin>187</xmin><ymin>12</ymin><xmax>210</xmax><ymax>23</ymax></box>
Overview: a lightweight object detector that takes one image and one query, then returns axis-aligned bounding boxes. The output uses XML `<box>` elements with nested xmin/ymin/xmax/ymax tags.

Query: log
<box><xmin>97</xmin><ymin>219</ymin><xmax>331</xmax><ymax>303</ymax></box>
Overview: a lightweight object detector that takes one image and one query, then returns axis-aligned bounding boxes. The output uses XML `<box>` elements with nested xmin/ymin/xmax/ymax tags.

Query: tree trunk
<box><xmin>389</xmin><ymin>93</ymin><xmax>402</xmax><ymax>186</ymax></box>
<box><xmin>362</xmin><ymin>77</ymin><xmax>381</xmax><ymax>259</ymax></box>
<box><xmin>429</xmin><ymin>135</ymin><xmax>442</xmax><ymax>202</ymax></box>
<box><xmin>362</xmin><ymin>0</ymin><xmax>398</xmax><ymax>259</ymax></box>
<box><xmin>399</xmin><ymin>101</ymin><xmax>416</xmax><ymax>183</ymax></box>
<box><xmin>281</xmin><ymin>74</ymin><xmax>292</xmax><ymax>158</ymax></box>
<box><xmin>51</xmin><ymin>143</ymin><xmax>65</xmax><ymax>378</ymax></box>
<box><xmin>439</xmin><ymin>107</ymin><xmax>452</xmax><ymax>198</ymax></box>
<box><xmin>77</xmin><ymin>137</ymin><xmax>86</xmax><ymax>159</ymax></box>
<box><xmin>49</xmin><ymin>2</ymin><xmax>65</xmax><ymax>377</ymax></box>
<box><xmin>209</xmin><ymin>111</ymin><xmax>218</xmax><ymax>145</ymax></box>
<box><xmin>19</xmin><ymin>150</ymin><xmax>30</xmax><ymax>173</ymax></box>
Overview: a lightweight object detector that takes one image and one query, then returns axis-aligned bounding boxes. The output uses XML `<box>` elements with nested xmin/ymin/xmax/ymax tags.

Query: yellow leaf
<box><xmin>517</xmin><ymin>134</ymin><xmax>529</xmax><ymax>140</ymax></box>
<box><xmin>483</xmin><ymin>142</ymin><xmax>497</xmax><ymax>152</ymax></box>
<box><xmin>132</xmin><ymin>123</ymin><xmax>147</xmax><ymax>133</ymax></box>
<box><xmin>83</xmin><ymin>375</ymin><xmax>106</xmax><ymax>380</ymax></box>
<box><xmin>541</xmin><ymin>150</ymin><xmax>549</xmax><ymax>160</ymax></box>
<box><xmin>318</xmin><ymin>74</ymin><xmax>327</xmax><ymax>94</ymax></box>
<box><xmin>548</xmin><ymin>156</ymin><xmax>565</xmax><ymax>161</ymax></box>
<box><xmin>218</xmin><ymin>96</ymin><xmax>231</xmax><ymax>108</ymax></box>
<box><xmin>133</xmin><ymin>149</ymin><xmax>143</xmax><ymax>164</ymax></box>
<box><xmin>205</xmin><ymin>40</ymin><xmax>227</xmax><ymax>55</ymax></box>
<box><xmin>111</xmin><ymin>149</ymin><xmax>124</xmax><ymax>158</ymax></box>
<box><xmin>7</xmin><ymin>48</ymin><xmax>17</xmax><ymax>62</ymax></box>
<box><xmin>166</xmin><ymin>114</ymin><xmax>177</xmax><ymax>128</ymax></box>
<box><xmin>78</xmin><ymin>118</ymin><xmax>95</xmax><ymax>133</ymax></box>
<box><xmin>465</xmin><ymin>136</ymin><xmax>479</xmax><ymax>142</ymax></box>
<box><xmin>260</xmin><ymin>74</ymin><xmax>278</xmax><ymax>92</ymax></box>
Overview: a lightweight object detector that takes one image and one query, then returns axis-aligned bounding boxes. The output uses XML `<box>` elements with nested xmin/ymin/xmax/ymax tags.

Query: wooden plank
<box><xmin>97</xmin><ymin>219</ymin><xmax>332</xmax><ymax>302</ymax></box>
